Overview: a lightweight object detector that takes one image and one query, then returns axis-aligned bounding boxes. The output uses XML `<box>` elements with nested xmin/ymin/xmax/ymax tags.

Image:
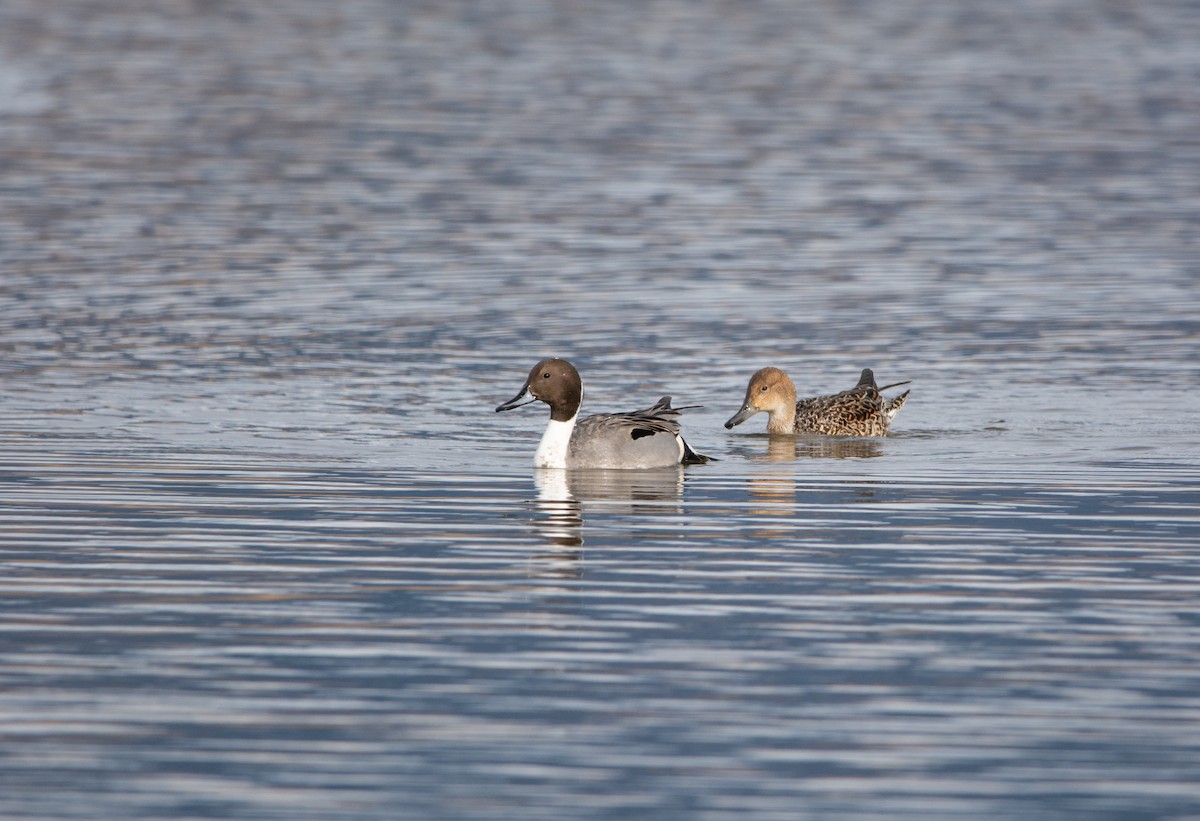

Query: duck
<box><xmin>496</xmin><ymin>358</ymin><xmax>710</xmax><ymax>469</ymax></box>
<box><xmin>725</xmin><ymin>367</ymin><xmax>910</xmax><ymax>436</ymax></box>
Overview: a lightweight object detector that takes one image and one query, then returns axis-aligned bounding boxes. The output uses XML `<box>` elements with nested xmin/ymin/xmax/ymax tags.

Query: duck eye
<box><xmin>760</xmin><ymin>385</ymin><xmax>768</xmax><ymax>392</ymax></box>
<box><xmin>543</xmin><ymin>372</ymin><xmax>551</xmax><ymax>379</ymax></box>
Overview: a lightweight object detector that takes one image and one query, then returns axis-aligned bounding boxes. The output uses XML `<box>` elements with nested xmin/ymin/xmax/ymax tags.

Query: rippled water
<box><xmin>3</xmin><ymin>0</ymin><xmax>1200</xmax><ymax>818</ymax></box>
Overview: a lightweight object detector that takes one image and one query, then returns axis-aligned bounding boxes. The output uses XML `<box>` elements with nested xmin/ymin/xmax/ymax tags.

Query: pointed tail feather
<box><xmin>681</xmin><ymin>437</ymin><xmax>714</xmax><ymax>464</ymax></box>
<box><xmin>855</xmin><ymin>368</ymin><xmax>877</xmax><ymax>389</ymax></box>
<box><xmin>884</xmin><ymin>390</ymin><xmax>910</xmax><ymax>421</ymax></box>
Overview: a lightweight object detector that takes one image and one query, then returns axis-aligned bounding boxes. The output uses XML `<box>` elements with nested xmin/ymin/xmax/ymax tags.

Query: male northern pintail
<box><xmin>496</xmin><ymin>358</ymin><xmax>710</xmax><ymax>469</ymax></box>
<box><xmin>725</xmin><ymin>367</ymin><xmax>910</xmax><ymax>436</ymax></box>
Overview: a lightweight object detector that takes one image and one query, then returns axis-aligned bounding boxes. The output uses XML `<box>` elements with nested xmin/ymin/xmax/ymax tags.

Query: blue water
<box><xmin>2</xmin><ymin>1</ymin><xmax>1200</xmax><ymax>818</ymax></box>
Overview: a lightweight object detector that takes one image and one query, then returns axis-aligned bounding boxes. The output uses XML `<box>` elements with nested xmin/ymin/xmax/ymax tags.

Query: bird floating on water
<box><xmin>496</xmin><ymin>358</ymin><xmax>710</xmax><ymax>469</ymax></box>
<box><xmin>725</xmin><ymin>367</ymin><xmax>910</xmax><ymax>437</ymax></box>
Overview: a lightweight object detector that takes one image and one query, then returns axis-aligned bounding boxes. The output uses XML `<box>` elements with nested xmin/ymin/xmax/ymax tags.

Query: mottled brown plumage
<box><xmin>725</xmin><ymin>367</ymin><xmax>910</xmax><ymax>437</ymax></box>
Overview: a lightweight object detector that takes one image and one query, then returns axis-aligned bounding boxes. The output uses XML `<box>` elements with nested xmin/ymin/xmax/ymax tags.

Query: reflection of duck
<box><xmin>561</xmin><ymin>467</ymin><xmax>684</xmax><ymax>506</ymax></box>
<box><xmin>726</xmin><ymin>367</ymin><xmax>910</xmax><ymax>436</ymax></box>
<box><xmin>529</xmin><ymin>467</ymin><xmax>685</xmax><ymax>551</ymax></box>
<box><xmin>496</xmin><ymin>358</ymin><xmax>710</xmax><ymax>468</ymax></box>
<box><xmin>794</xmin><ymin>437</ymin><xmax>883</xmax><ymax>460</ymax></box>
<box><xmin>746</xmin><ymin>476</ymin><xmax>796</xmax><ymax>523</ymax></box>
<box><xmin>737</xmin><ymin>433</ymin><xmax>884</xmax><ymax>462</ymax></box>
<box><xmin>533</xmin><ymin>470</ymin><xmax>584</xmax><ymax>549</ymax></box>
<box><xmin>764</xmin><ymin>436</ymin><xmax>797</xmax><ymax>462</ymax></box>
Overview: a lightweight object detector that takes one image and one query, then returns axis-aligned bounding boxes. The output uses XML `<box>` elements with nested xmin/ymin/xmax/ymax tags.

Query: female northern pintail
<box><xmin>496</xmin><ymin>358</ymin><xmax>710</xmax><ymax>469</ymax></box>
<box><xmin>725</xmin><ymin>367</ymin><xmax>910</xmax><ymax>437</ymax></box>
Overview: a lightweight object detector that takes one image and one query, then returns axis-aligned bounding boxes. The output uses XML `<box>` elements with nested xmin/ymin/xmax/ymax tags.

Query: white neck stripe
<box><xmin>534</xmin><ymin>414</ymin><xmax>577</xmax><ymax>469</ymax></box>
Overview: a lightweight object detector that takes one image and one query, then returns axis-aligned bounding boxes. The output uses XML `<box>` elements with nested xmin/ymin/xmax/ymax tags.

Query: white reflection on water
<box><xmin>531</xmin><ymin>467</ymin><xmax>686</xmax><ymax>548</ymax></box>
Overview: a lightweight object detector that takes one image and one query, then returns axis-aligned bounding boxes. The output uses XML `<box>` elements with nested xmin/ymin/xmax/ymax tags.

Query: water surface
<box><xmin>2</xmin><ymin>1</ymin><xmax>1199</xmax><ymax>818</ymax></box>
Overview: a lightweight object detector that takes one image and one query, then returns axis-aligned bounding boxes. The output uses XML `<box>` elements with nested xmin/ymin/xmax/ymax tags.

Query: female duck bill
<box><xmin>724</xmin><ymin>404</ymin><xmax>758</xmax><ymax>429</ymax></box>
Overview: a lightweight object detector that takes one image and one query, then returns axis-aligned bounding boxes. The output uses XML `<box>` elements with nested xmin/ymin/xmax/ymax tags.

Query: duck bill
<box><xmin>724</xmin><ymin>404</ymin><xmax>758</xmax><ymax>429</ymax></box>
<box><xmin>495</xmin><ymin>384</ymin><xmax>536</xmax><ymax>412</ymax></box>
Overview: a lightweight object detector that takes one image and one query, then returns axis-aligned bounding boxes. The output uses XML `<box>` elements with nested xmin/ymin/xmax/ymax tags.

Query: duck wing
<box><xmin>579</xmin><ymin>396</ymin><xmax>683</xmax><ymax>440</ymax></box>
<box><xmin>570</xmin><ymin>397</ymin><xmax>711</xmax><ymax>467</ymax></box>
<box><xmin>793</xmin><ymin>370</ymin><xmax>910</xmax><ymax>436</ymax></box>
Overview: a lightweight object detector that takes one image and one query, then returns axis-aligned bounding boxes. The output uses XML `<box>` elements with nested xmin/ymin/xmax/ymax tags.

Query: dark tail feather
<box><xmin>681</xmin><ymin>437</ymin><xmax>714</xmax><ymax>465</ymax></box>
<box><xmin>857</xmin><ymin>369</ymin><xmax>911</xmax><ymax>394</ymax></box>
<box><xmin>855</xmin><ymin>368</ymin><xmax>877</xmax><ymax>389</ymax></box>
